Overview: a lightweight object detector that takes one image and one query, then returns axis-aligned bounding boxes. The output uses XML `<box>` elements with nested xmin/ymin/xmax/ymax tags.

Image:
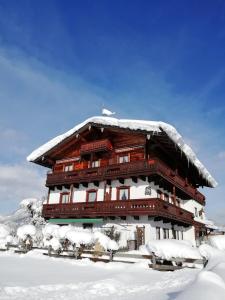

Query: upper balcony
<box><xmin>42</xmin><ymin>198</ymin><xmax>194</xmax><ymax>226</ymax></box>
<box><xmin>46</xmin><ymin>158</ymin><xmax>205</xmax><ymax>205</ymax></box>
<box><xmin>80</xmin><ymin>139</ymin><xmax>113</xmax><ymax>155</ymax></box>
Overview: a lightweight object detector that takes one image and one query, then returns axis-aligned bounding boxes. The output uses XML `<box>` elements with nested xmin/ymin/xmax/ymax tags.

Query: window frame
<box><xmin>64</xmin><ymin>164</ymin><xmax>73</xmax><ymax>172</ymax></box>
<box><xmin>91</xmin><ymin>160</ymin><xmax>100</xmax><ymax>168</ymax></box>
<box><xmin>116</xmin><ymin>186</ymin><xmax>130</xmax><ymax>201</ymax></box>
<box><xmin>156</xmin><ymin>227</ymin><xmax>161</xmax><ymax>240</ymax></box>
<box><xmin>118</xmin><ymin>154</ymin><xmax>130</xmax><ymax>164</ymax></box>
<box><xmin>86</xmin><ymin>189</ymin><xmax>98</xmax><ymax>203</ymax></box>
<box><xmin>60</xmin><ymin>192</ymin><xmax>70</xmax><ymax>204</ymax></box>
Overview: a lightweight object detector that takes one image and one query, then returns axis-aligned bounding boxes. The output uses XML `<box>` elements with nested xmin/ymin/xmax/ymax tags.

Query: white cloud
<box><xmin>0</xmin><ymin>163</ymin><xmax>46</xmax><ymax>210</ymax></box>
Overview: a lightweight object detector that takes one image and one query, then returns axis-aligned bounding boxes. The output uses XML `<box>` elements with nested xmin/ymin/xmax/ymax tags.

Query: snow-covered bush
<box><xmin>20</xmin><ymin>198</ymin><xmax>45</xmax><ymax>226</ymax></box>
<box><xmin>0</xmin><ymin>224</ymin><xmax>10</xmax><ymax>239</ymax></box>
<box><xmin>0</xmin><ymin>224</ymin><xmax>14</xmax><ymax>249</ymax></box>
<box><xmin>94</xmin><ymin>231</ymin><xmax>119</xmax><ymax>251</ymax></box>
<box><xmin>103</xmin><ymin>226</ymin><xmax>121</xmax><ymax>243</ymax></box>
<box><xmin>140</xmin><ymin>239</ymin><xmax>201</xmax><ymax>260</ymax></box>
<box><xmin>17</xmin><ymin>224</ymin><xmax>36</xmax><ymax>241</ymax></box>
<box><xmin>65</xmin><ymin>230</ymin><xmax>94</xmax><ymax>247</ymax></box>
<box><xmin>48</xmin><ymin>237</ymin><xmax>62</xmax><ymax>252</ymax></box>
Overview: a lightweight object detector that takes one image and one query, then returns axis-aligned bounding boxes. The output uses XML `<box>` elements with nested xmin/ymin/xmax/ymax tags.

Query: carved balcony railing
<box><xmin>46</xmin><ymin>158</ymin><xmax>205</xmax><ymax>205</ymax></box>
<box><xmin>42</xmin><ymin>198</ymin><xmax>194</xmax><ymax>226</ymax></box>
<box><xmin>80</xmin><ymin>139</ymin><xmax>113</xmax><ymax>155</ymax></box>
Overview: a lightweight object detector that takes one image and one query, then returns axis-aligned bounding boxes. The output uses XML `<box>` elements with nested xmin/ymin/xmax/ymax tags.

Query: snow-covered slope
<box><xmin>27</xmin><ymin>116</ymin><xmax>217</xmax><ymax>187</ymax></box>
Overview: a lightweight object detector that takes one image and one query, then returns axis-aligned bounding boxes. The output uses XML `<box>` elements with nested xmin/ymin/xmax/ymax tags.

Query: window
<box><xmin>194</xmin><ymin>207</ymin><xmax>198</xmax><ymax>217</ymax></box>
<box><xmin>118</xmin><ymin>187</ymin><xmax>129</xmax><ymax>200</ymax></box>
<box><xmin>157</xmin><ymin>190</ymin><xmax>164</xmax><ymax>200</ymax></box>
<box><xmin>64</xmin><ymin>164</ymin><xmax>73</xmax><ymax>172</ymax></box>
<box><xmin>61</xmin><ymin>193</ymin><xmax>70</xmax><ymax>204</ymax></box>
<box><xmin>164</xmin><ymin>194</ymin><xmax>169</xmax><ymax>202</ymax></box>
<box><xmin>145</xmin><ymin>186</ymin><xmax>152</xmax><ymax>196</ymax></box>
<box><xmin>180</xmin><ymin>231</ymin><xmax>184</xmax><ymax>240</ymax></box>
<box><xmin>172</xmin><ymin>228</ymin><xmax>176</xmax><ymax>239</ymax></box>
<box><xmin>87</xmin><ymin>190</ymin><xmax>97</xmax><ymax>202</ymax></box>
<box><xmin>156</xmin><ymin>227</ymin><xmax>161</xmax><ymax>240</ymax></box>
<box><xmin>91</xmin><ymin>160</ymin><xmax>100</xmax><ymax>168</ymax></box>
<box><xmin>163</xmin><ymin>228</ymin><xmax>169</xmax><ymax>239</ymax></box>
<box><xmin>119</xmin><ymin>155</ymin><xmax>129</xmax><ymax>164</ymax></box>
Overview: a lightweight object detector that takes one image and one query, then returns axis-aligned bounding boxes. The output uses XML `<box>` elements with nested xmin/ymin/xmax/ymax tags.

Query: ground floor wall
<box><xmin>59</xmin><ymin>216</ymin><xmax>197</xmax><ymax>248</ymax></box>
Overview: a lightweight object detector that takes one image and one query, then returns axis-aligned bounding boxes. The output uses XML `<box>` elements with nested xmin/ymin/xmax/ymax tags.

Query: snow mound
<box><xmin>207</xmin><ymin>235</ymin><xmax>225</xmax><ymax>251</ymax></box>
<box><xmin>17</xmin><ymin>224</ymin><xmax>36</xmax><ymax>240</ymax></box>
<box><xmin>141</xmin><ymin>239</ymin><xmax>201</xmax><ymax>260</ymax></box>
<box><xmin>27</xmin><ymin>116</ymin><xmax>217</xmax><ymax>187</ymax></box>
<box><xmin>176</xmin><ymin>244</ymin><xmax>225</xmax><ymax>300</ymax></box>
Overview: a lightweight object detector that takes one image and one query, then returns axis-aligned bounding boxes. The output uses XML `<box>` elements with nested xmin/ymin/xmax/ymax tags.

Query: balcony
<box><xmin>42</xmin><ymin>198</ymin><xmax>194</xmax><ymax>226</ymax></box>
<box><xmin>80</xmin><ymin>139</ymin><xmax>113</xmax><ymax>155</ymax></box>
<box><xmin>46</xmin><ymin>158</ymin><xmax>205</xmax><ymax>205</ymax></box>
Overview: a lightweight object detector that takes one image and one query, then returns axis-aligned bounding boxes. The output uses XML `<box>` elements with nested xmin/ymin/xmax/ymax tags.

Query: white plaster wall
<box><xmin>48</xmin><ymin>186</ymin><xmax>70</xmax><ymax>204</ymax></box>
<box><xmin>48</xmin><ymin>191</ymin><xmax>60</xmax><ymax>204</ymax></box>
<box><xmin>183</xmin><ymin>226</ymin><xmax>196</xmax><ymax>246</ymax></box>
<box><xmin>110</xmin><ymin>178</ymin><xmax>160</xmax><ymax>200</ymax></box>
<box><xmin>72</xmin><ymin>182</ymin><xmax>105</xmax><ymax>203</ymax></box>
<box><xmin>182</xmin><ymin>199</ymin><xmax>205</xmax><ymax>221</ymax></box>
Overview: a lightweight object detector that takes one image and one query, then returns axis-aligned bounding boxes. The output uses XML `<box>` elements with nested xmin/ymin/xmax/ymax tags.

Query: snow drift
<box><xmin>140</xmin><ymin>239</ymin><xmax>201</xmax><ymax>260</ymax></box>
<box><xmin>176</xmin><ymin>244</ymin><xmax>225</xmax><ymax>300</ymax></box>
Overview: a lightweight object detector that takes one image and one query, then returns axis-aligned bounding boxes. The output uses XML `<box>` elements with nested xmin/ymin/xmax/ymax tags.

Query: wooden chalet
<box><xmin>27</xmin><ymin>116</ymin><xmax>217</xmax><ymax>248</ymax></box>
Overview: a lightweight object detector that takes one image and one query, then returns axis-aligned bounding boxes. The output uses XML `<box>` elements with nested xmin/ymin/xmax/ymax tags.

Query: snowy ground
<box><xmin>0</xmin><ymin>250</ymin><xmax>199</xmax><ymax>300</ymax></box>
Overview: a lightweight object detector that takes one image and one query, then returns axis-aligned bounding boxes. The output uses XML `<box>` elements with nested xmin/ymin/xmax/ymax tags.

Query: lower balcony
<box><xmin>43</xmin><ymin>198</ymin><xmax>194</xmax><ymax>226</ymax></box>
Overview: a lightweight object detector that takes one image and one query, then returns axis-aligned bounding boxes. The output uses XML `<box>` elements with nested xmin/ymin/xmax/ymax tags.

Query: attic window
<box><xmin>64</xmin><ymin>164</ymin><xmax>73</xmax><ymax>172</ymax></box>
<box><xmin>119</xmin><ymin>155</ymin><xmax>129</xmax><ymax>164</ymax></box>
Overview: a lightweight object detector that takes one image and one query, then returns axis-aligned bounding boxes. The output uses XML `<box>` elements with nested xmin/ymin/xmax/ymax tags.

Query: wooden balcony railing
<box><xmin>46</xmin><ymin>158</ymin><xmax>205</xmax><ymax>205</ymax></box>
<box><xmin>80</xmin><ymin>139</ymin><xmax>113</xmax><ymax>155</ymax></box>
<box><xmin>42</xmin><ymin>198</ymin><xmax>194</xmax><ymax>225</ymax></box>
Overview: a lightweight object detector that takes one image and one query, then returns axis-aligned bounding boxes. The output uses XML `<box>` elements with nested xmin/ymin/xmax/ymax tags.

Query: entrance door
<box><xmin>136</xmin><ymin>226</ymin><xmax>145</xmax><ymax>248</ymax></box>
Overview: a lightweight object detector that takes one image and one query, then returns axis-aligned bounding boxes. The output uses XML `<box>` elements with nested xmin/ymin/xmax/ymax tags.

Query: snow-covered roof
<box><xmin>27</xmin><ymin>116</ymin><xmax>217</xmax><ymax>188</ymax></box>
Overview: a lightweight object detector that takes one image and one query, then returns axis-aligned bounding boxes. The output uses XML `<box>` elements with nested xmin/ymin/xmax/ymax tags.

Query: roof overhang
<box><xmin>27</xmin><ymin>116</ymin><xmax>218</xmax><ymax>188</ymax></box>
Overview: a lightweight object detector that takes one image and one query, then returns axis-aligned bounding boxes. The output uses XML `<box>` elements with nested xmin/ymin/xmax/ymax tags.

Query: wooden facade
<box><xmin>29</xmin><ymin>119</ymin><xmax>212</xmax><ymax>244</ymax></box>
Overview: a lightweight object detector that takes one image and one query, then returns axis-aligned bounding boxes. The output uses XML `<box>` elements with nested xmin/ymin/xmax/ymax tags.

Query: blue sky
<box><xmin>0</xmin><ymin>0</ymin><xmax>225</xmax><ymax>223</ymax></box>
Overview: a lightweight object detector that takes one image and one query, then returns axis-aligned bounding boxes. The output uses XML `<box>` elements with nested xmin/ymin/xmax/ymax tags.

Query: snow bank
<box><xmin>17</xmin><ymin>224</ymin><xmax>36</xmax><ymax>240</ymax></box>
<box><xmin>176</xmin><ymin>245</ymin><xmax>225</xmax><ymax>300</ymax></box>
<box><xmin>27</xmin><ymin>116</ymin><xmax>217</xmax><ymax>187</ymax></box>
<box><xmin>207</xmin><ymin>235</ymin><xmax>225</xmax><ymax>251</ymax></box>
<box><xmin>140</xmin><ymin>239</ymin><xmax>201</xmax><ymax>260</ymax></box>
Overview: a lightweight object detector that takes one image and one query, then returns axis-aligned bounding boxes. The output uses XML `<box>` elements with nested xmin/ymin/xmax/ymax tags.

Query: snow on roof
<box><xmin>27</xmin><ymin>116</ymin><xmax>217</xmax><ymax>187</ymax></box>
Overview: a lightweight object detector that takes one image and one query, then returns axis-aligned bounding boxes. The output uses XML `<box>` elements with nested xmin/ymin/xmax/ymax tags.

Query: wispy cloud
<box><xmin>0</xmin><ymin>163</ymin><xmax>45</xmax><ymax>213</ymax></box>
